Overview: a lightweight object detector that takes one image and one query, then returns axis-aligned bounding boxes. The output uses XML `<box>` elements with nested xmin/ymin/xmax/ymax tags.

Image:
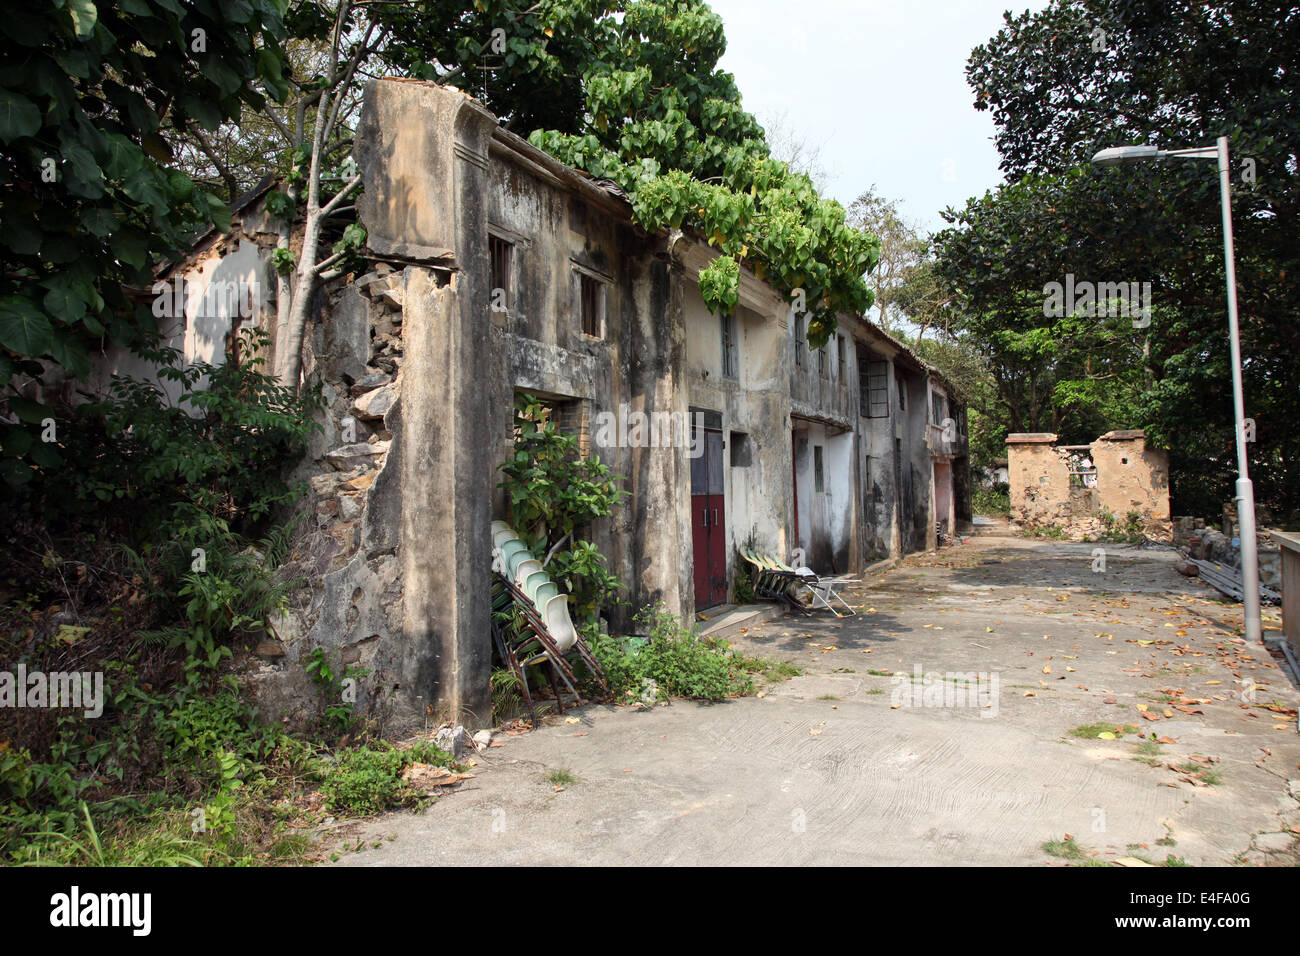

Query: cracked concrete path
<box><xmin>332</xmin><ymin>536</ymin><xmax>1300</xmax><ymax>866</ymax></box>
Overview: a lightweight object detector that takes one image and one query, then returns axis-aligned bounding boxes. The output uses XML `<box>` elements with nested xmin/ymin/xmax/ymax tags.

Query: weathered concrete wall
<box><xmin>480</xmin><ymin>112</ymin><xmax>690</xmax><ymax>626</ymax></box>
<box><xmin>252</xmin><ymin>79</ymin><xmax>502</xmax><ymax>729</ymax></box>
<box><xmin>683</xmin><ymin>277</ymin><xmax>791</xmax><ymax>598</ymax></box>
<box><xmin>1006</xmin><ymin>434</ymin><xmax>1071</xmax><ymax>527</ymax></box>
<box><xmin>211</xmin><ymin>79</ymin><xmax>975</xmax><ymax>724</ymax></box>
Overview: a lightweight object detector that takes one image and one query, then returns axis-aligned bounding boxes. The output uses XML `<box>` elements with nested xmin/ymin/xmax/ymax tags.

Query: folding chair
<box><xmin>765</xmin><ymin>551</ymin><xmax>857</xmax><ymax>617</ymax></box>
<box><xmin>488</xmin><ymin>521</ymin><xmax>608</xmax><ymax>723</ymax></box>
<box><xmin>740</xmin><ymin>548</ymin><xmax>809</xmax><ymax>613</ymax></box>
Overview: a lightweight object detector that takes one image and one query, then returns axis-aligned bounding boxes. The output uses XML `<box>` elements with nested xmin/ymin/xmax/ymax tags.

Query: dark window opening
<box><xmin>579</xmin><ymin>273</ymin><xmax>604</xmax><ymax>337</ymax></box>
<box><xmin>813</xmin><ymin>445</ymin><xmax>824</xmax><ymax>493</ymax></box>
<box><xmin>489</xmin><ymin>235</ymin><xmax>513</xmax><ymax>312</ymax></box>
<box><xmin>860</xmin><ymin>349</ymin><xmax>889</xmax><ymax>418</ymax></box>
<box><xmin>931</xmin><ymin>391</ymin><xmax>945</xmax><ymax>426</ymax></box>
<box><xmin>837</xmin><ymin>334</ymin><xmax>846</xmax><ymax>378</ymax></box>
<box><xmin>730</xmin><ymin>431</ymin><xmax>751</xmax><ymax>467</ymax></box>
<box><xmin>794</xmin><ymin>316</ymin><xmax>805</xmax><ymax>365</ymax></box>
<box><xmin>721</xmin><ymin>312</ymin><xmax>738</xmax><ymax>380</ymax></box>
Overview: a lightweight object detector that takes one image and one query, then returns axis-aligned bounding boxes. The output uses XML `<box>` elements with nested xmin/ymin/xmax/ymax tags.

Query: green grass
<box><xmin>1068</xmin><ymin>722</ymin><xmax>1139</xmax><ymax>740</ymax></box>
<box><xmin>1042</xmin><ymin>835</ymin><xmax>1089</xmax><ymax>860</ymax></box>
<box><xmin>815</xmin><ymin>694</ymin><xmax>841</xmax><ymax>701</ymax></box>
<box><xmin>754</xmin><ymin>659</ymin><xmax>803</xmax><ymax>682</ymax></box>
<box><xmin>588</xmin><ymin>604</ymin><xmax>798</xmax><ymax>703</ymax></box>
<box><xmin>1126</xmin><ymin>849</ymin><xmax>1190</xmax><ymax>867</ymax></box>
<box><xmin>1132</xmin><ymin>738</ymin><xmax>1165</xmax><ymax>766</ymax></box>
<box><xmin>546</xmin><ymin>769</ymin><xmax>575</xmax><ymax>786</ymax></box>
<box><xmin>315</xmin><ymin>740</ymin><xmax>458</xmax><ymax>816</ymax></box>
<box><xmin>866</xmin><ymin>668</ymin><xmax>895</xmax><ymax>677</ymax></box>
<box><xmin>1172</xmin><ymin>762</ymin><xmax>1223</xmax><ymax>786</ymax></box>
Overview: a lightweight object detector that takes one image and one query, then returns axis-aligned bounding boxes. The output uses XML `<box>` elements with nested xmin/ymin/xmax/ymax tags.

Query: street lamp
<box><xmin>1091</xmin><ymin>137</ymin><xmax>1261</xmax><ymax>644</ymax></box>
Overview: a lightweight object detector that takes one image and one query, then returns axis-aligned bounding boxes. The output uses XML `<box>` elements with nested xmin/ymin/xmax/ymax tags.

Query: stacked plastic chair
<box><xmin>739</xmin><ymin>548</ymin><xmax>858</xmax><ymax>618</ymax></box>
<box><xmin>490</xmin><ymin>521</ymin><xmax>607</xmax><ymax>722</ymax></box>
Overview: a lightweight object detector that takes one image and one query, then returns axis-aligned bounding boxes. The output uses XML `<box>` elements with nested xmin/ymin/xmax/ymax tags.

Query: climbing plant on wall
<box><xmin>498</xmin><ymin>393</ymin><xmax>627</xmax><ymax>622</ymax></box>
<box><xmin>525</xmin><ymin>0</ymin><xmax>880</xmax><ymax>343</ymax></box>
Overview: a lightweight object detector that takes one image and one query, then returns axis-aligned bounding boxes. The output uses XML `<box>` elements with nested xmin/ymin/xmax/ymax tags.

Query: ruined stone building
<box><xmin>1006</xmin><ymin>430</ymin><xmax>1170</xmax><ymax>538</ymax></box>
<box><xmin>89</xmin><ymin>79</ymin><xmax>970</xmax><ymax>726</ymax></box>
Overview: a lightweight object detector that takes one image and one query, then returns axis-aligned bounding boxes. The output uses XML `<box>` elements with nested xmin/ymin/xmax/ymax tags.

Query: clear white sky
<box><xmin>706</xmin><ymin>0</ymin><xmax>1052</xmax><ymax>235</ymax></box>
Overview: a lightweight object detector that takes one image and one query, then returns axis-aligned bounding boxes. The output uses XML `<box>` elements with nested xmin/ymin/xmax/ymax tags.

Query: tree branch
<box><xmin>320</xmin><ymin>173</ymin><xmax>363</xmax><ymax>216</ymax></box>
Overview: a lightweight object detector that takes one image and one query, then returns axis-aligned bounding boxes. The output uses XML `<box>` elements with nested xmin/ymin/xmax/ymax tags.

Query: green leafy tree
<box><xmin>526</xmin><ymin>0</ymin><xmax>879</xmax><ymax>343</ymax></box>
<box><xmin>937</xmin><ymin>0</ymin><xmax>1299</xmax><ymax>519</ymax></box>
<box><xmin>0</xmin><ymin>0</ymin><xmax>289</xmax><ymax>483</ymax></box>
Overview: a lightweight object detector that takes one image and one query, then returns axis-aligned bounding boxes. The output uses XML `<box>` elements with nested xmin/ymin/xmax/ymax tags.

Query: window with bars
<box><xmin>794</xmin><ymin>315</ymin><xmax>805</xmax><ymax>365</ymax></box>
<box><xmin>579</xmin><ymin>273</ymin><xmax>604</xmax><ymax>337</ymax></box>
<box><xmin>837</xmin><ymin>334</ymin><xmax>846</xmax><ymax>379</ymax></box>
<box><xmin>859</xmin><ymin>348</ymin><xmax>889</xmax><ymax>418</ymax></box>
<box><xmin>818</xmin><ymin>344</ymin><xmax>826</xmax><ymax>376</ymax></box>
<box><xmin>720</xmin><ymin>312</ymin><xmax>738</xmax><ymax>380</ymax></box>
<box><xmin>489</xmin><ymin>235</ymin><xmax>513</xmax><ymax>312</ymax></box>
<box><xmin>931</xmin><ymin>391</ymin><xmax>945</xmax><ymax>426</ymax></box>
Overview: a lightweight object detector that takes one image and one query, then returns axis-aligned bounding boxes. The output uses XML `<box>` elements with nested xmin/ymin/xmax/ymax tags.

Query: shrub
<box><xmin>314</xmin><ymin>741</ymin><xmax>457</xmax><ymax>816</ymax></box>
<box><xmin>586</xmin><ymin>604</ymin><xmax>756</xmax><ymax>702</ymax></box>
<box><xmin>497</xmin><ymin>393</ymin><xmax>627</xmax><ymax>624</ymax></box>
<box><xmin>972</xmin><ymin>485</ymin><xmax>1010</xmax><ymax>515</ymax></box>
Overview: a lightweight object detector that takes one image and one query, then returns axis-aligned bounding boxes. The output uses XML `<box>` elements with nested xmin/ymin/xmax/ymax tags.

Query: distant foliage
<box><xmin>937</xmin><ymin>0</ymin><xmax>1300</xmax><ymax>520</ymax></box>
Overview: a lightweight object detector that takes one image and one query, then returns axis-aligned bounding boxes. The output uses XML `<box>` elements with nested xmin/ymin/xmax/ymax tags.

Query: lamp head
<box><xmin>1091</xmin><ymin>145</ymin><xmax>1160</xmax><ymax>167</ymax></box>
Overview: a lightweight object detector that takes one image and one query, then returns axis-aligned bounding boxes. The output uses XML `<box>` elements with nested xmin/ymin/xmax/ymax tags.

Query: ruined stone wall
<box><xmin>1007</xmin><ymin>430</ymin><xmax>1171</xmax><ymax>540</ymax></box>
<box><xmin>246</xmin><ymin>79</ymin><xmax>503</xmax><ymax>730</ymax></box>
<box><xmin>1090</xmin><ymin>431</ymin><xmax>1170</xmax><ymax>536</ymax></box>
<box><xmin>1007</xmin><ymin>435</ymin><xmax>1072</xmax><ymax>528</ymax></box>
<box><xmin>245</xmin><ymin>265</ymin><xmax>409</xmax><ymax>730</ymax></box>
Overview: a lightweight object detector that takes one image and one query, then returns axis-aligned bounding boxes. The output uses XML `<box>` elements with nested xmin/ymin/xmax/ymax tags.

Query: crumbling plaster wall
<box><xmin>1006</xmin><ymin>434</ymin><xmax>1073</xmax><ymax>528</ymax></box>
<box><xmin>1090</xmin><ymin>430</ymin><xmax>1171</xmax><ymax>536</ymax></box>
<box><xmin>484</xmin><ymin>123</ymin><xmax>689</xmax><ymax>629</ymax></box>
<box><xmin>683</xmin><ymin>285</ymin><xmax>791</xmax><ymax>595</ymax></box>
<box><xmin>251</xmin><ymin>78</ymin><xmax>503</xmax><ymax>730</ymax></box>
<box><xmin>1007</xmin><ymin>430</ymin><xmax>1170</xmax><ymax>539</ymax></box>
<box><xmin>83</xmin><ymin>237</ymin><xmax>274</xmax><ymax>407</ymax></box>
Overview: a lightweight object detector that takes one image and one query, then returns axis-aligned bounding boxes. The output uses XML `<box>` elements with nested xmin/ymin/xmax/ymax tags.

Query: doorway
<box><xmin>690</xmin><ymin>412</ymin><xmax>727</xmax><ymax>609</ymax></box>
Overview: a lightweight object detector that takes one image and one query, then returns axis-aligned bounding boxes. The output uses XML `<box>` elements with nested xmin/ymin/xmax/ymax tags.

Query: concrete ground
<box><xmin>332</xmin><ymin>536</ymin><xmax>1300</xmax><ymax>866</ymax></box>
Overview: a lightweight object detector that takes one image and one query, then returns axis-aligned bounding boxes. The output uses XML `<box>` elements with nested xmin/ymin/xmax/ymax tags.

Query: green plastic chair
<box><xmin>531</xmin><ymin>581</ymin><xmax>560</xmax><ymax>609</ymax></box>
<box><xmin>513</xmin><ymin>558</ymin><xmax>543</xmax><ymax>588</ymax></box>
<box><xmin>522</xmin><ymin>570</ymin><xmax>549</xmax><ymax>602</ymax></box>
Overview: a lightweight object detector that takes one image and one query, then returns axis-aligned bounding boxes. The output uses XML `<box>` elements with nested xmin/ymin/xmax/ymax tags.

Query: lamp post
<box><xmin>1091</xmin><ymin>137</ymin><xmax>1261</xmax><ymax>644</ymax></box>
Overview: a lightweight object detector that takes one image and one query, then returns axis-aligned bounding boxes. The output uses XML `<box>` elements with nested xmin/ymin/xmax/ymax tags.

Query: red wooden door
<box><xmin>691</xmin><ymin>492</ymin><xmax>711</xmax><ymax>606</ymax></box>
<box><xmin>691</xmin><ymin>426</ymin><xmax>727</xmax><ymax>609</ymax></box>
<box><xmin>706</xmin><ymin>492</ymin><xmax>726</xmax><ymax>605</ymax></box>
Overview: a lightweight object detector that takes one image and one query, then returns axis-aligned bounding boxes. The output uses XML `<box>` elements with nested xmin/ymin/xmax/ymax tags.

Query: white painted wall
<box><xmin>87</xmin><ymin>240</ymin><xmax>272</xmax><ymax>407</ymax></box>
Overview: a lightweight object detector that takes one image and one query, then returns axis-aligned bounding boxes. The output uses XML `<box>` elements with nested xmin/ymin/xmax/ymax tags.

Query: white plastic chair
<box><xmin>542</xmin><ymin>593</ymin><xmax>578</xmax><ymax>652</ymax></box>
